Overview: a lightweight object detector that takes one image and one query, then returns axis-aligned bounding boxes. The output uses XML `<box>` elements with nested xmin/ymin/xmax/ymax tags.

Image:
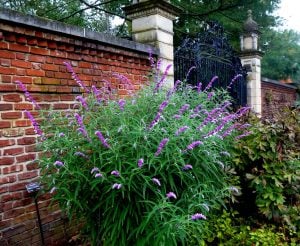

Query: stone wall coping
<box><xmin>0</xmin><ymin>8</ymin><xmax>159</xmax><ymax>55</ymax></box>
<box><xmin>262</xmin><ymin>77</ymin><xmax>297</xmax><ymax>90</ymax></box>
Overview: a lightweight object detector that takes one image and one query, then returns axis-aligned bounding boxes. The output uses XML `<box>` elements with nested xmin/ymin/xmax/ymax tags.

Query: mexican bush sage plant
<box><xmin>23</xmin><ymin>61</ymin><xmax>251</xmax><ymax>245</ymax></box>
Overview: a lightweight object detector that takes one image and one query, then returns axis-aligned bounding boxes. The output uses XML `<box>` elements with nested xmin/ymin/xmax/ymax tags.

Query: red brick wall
<box><xmin>261</xmin><ymin>78</ymin><xmax>297</xmax><ymax>118</ymax></box>
<box><xmin>0</xmin><ymin>18</ymin><xmax>153</xmax><ymax>245</ymax></box>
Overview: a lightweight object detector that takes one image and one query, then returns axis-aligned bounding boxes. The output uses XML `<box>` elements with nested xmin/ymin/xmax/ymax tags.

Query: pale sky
<box><xmin>276</xmin><ymin>0</ymin><xmax>300</xmax><ymax>32</ymax></box>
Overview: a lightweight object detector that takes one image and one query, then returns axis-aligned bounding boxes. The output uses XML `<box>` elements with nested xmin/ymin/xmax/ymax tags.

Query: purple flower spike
<box><xmin>24</xmin><ymin>110</ymin><xmax>44</xmax><ymax>137</ymax></box>
<box><xmin>95</xmin><ymin>173</ymin><xmax>103</xmax><ymax>178</ymax></box>
<box><xmin>191</xmin><ymin>213</ymin><xmax>207</xmax><ymax>221</ymax></box>
<box><xmin>64</xmin><ymin>62</ymin><xmax>90</xmax><ymax>93</ymax></box>
<box><xmin>76</xmin><ymin>96</ymin><xmax>89</xmax><ymax>110</ymax></box>
<box><xmin>166</xmin><ymin>192</ymin><xmax>177</xmax><ymax>199</ymax></box>
<box><xmin>91</xmin><ymin>167</ymin><xmax>100</xmax><ymax>174</ymax></box>
<box><xmin>118</xmin><ymin>99</ymin><xmax>126</xmax><ymax>111</ymax></box>
<box><xmin>111</xmin><ymin>170</ymin><xmax>120</xmax><ymax>177</ymax></box>
<box><xmin>112</xmin><ymin>183</ymin><xmax>122</xmax><ymax>189</ymax></box>
<box><xmin>182</xmin><ymin>164</ymin><xmax>193</xmax><ymax>171</ymax></box>
<box><xmin>75</xmin><ymin>152</ymin><xmax>89</xmax><ymax>159</ymax></box>
<box><xmin>235</xmin><ymin>131</ymin><xmax>252</xmax><ymax>140</ymax></box>
<box><xmin>16</xmin><ymin>81</ymin><xmax>41</xmax><ymax>109</ymax></box>
<box><xmin>95</xmin><ymin>130</ymin><xmax>110</xmax><ymax>148</ymax></box>
<box><xmin>58</xmin><ymin>132</ymin><xmax>65</xmax><ymax>137</ymax></box>
<box><xmin>197</xmin><ymin>82</ymin><xmax>202</xmax><ymax>93</ymax></box>
<box><xmin>186</xmin><ymin>141</ymin><xmax>203</xmax><ymax>151</ymax></box>
<box><xmin>158</xmin><ymin>100</ymin><xmax>169</xmax><ymax>113</ymax></box>
<box><xmin>149</xmin><ymin>112</ymin><xmax>161</xmax><ymax>129</ymax></box>
<box><xmin>54</xmin><ymin>161</ymin><xmax>64</xmax><ymax>167</ymax></box>
<box><xmin>204</xmin><ymin>76</ymin><xmax>218</xmax><ymax>91</ymax></box>
<box><xmin>137</xmin><ymin>159</ymin><xmax>144</xmax><ymax>168</ymax></box>
<box><xmin>173</xmin><ymin>114</ymin><xmax>181</xmax><ymax>120</ymax></box>
<box><xmin>178</xmin><ymin>104</ymin><xmax>190</xmax><ymax>115</ymax></box>
<box><xmin>155</xmin><ymin>138</ymin><xmax>169</xmax><ymax>156</ymax></box>
<box><xmin>152</xmin><ymin>178</ymin><xmax>161</xmax><ymax>186</ymax></box>
<box><xmin>175</xmin><ymin>126</ymin><xmax>189</xmax><ymax>136</ymax></box>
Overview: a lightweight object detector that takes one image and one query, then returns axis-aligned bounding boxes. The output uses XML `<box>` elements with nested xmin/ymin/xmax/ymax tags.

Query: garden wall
<box><xmin>0</xmin><ymin>8</ymin><xmax>156</xmax><ymax>245</ymax></box>
<box><xmin>261</xmin><ymin>77</ymin><xmax>297</xmax><ymax>117</ymax></box>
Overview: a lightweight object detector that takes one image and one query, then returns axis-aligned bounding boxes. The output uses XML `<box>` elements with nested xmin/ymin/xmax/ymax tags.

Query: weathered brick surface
<box><xmin>261</xmin><ymin>79</ymin><xmax>297</xmax><ymax>118</ymax></box>
<box><xmin>0</xmin><ymin>16</ymin><xmax>152</xmax><ymax>245</ymax></box>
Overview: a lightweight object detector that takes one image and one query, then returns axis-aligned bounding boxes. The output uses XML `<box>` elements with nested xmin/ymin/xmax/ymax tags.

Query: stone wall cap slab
<box><xmin>0</xmin><ymin>8</ymin><xmax>159</xmax><ymax>55</ymax></box>
<box><xmin>262</xmin><ymin>77</ymin><xmax>297</xmax><ymax>89</ymax></box>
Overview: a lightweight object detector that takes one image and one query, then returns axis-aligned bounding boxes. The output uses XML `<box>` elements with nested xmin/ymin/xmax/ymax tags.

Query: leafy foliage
<box><xmin>232</xmin><ymin>107</ymin><xmax>300</xmax><ymax>237</ymax></box>
<box><xmin>24</xmin><ymin>61</ymin><xmax>252</xmax><ymax>245</ymax></box>
<box><xmin>262</xmin><ymin>29</ymin><xmax>300</xmax><ymax>81</ymax></box>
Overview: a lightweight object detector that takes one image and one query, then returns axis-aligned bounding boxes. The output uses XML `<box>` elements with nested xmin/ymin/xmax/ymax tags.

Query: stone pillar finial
<box><xmin>239</xmin><ymin>10</ymin><xmax>263</xmax><ymax>115</ymax></box>
<box><xmin>124</xmin><ymin>0</ymin><xmax>182</xmax><ymax>87</ymax></box>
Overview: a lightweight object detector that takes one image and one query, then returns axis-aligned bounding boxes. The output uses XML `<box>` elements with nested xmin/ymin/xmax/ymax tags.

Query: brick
<box><xmin>28</xmin><ymin>55</ymin><xmax>45</xmax><ymax>63</ymax></box>
<box><xmin>27</xmin><ymin>162</ymin><xmax>38</xmax><ymax>170</ymax></box>
<box><xmin>46</xmin><ymin>57</ymin><xmax>54</xmax><ymax>63</ymax></box>
<box><xmin>53</xmin><ymin>103</ymin><xmax>70</xmax><ymax>110</ymax></box>
<box><xmin>16</xmin><ymin>104</ymin><xmax>34</xmax><ymax>111</ymax></box>
<box><xmin>25</xmin><ymin>144</ymin><xmax>37</xmax><ymax>153</ymax></box>
<box><xmin>78</xmin><ymin>62</ymin><xmax>91</xmax><ymax>68</ymax></box>
<box><xmin>0</xmin><ymin>50</ymin><xmax>15</xmax><ymax>59</ymax></box>
<box><xmin>9</xmin><ymin>43</ymin><xmax>29</xmax><ymax>52</ymax></box>
<box><xmin>8</xmin><ymin>182</ymin><xmax>28</xmax><ymax>192</ymax></box>
<box><xmin>4</xmin><ymin>33</ymin><xmax>16</xmax><ymax>42</ymax></box>
<box><xmin>1</xmin><ymin>75</ymin><xmax>12</xmax><ymax>83</ymax></box>
<box><xmin>42</xmin><ymin>64</ymin><xmax>59</xmax><ymax>71</ymax></box>
<box><xmin>0</xmin><ymin>42</ymin><xmax>8</xmax><ymax>49</ymax></box>
<box><xmin>0</xmin><ymin>139</ymin><xmax>15</xmax><ymax>147</ymax></box>
<box><xmin>11</xmin><ymin>60</ymin><xmax>31</xmax><ymax>68</ymax></box>
<box><xmin>18</xmin><ymin>170</ymin><xmax>38</xmax><ymax>180</ymax></box>
<box><xmin>48</xmin><ymin>41</ymin><xmax>57</xmax><ymax>49</ymax></box>
<box><xmin>15</xmin><ymin>120</ymin><xmax>31</xmax><ymax>127</ymax></box>
<box><xmin>0</xmin><ymin>58</ymin><xmax>11</xmax><ymax>66</ymax></box>
<box><xmin>16</xmin><ymin>36</ymin><xmax>27</xmax><ymax>44</ymax></box>
<box><xmin>13</xmin><ymin>75</ymin><xmax>32</xmax><ymax>84</ymax></box>
<box><xmin>45</xmin><ymin>71</ymin><xmax>54</xmax><ymax>77</ymax></box>
<box><xmin>16</xmin><ymin>68</ymin><xmax>26</xmax><ymax>76</ymax></box>
<box><xmin>0</xmin><ymin>104</ymin><xmax>13</xmax><ymax>111</ymax></box>
<box><xmin>0</xmin><ymin>219</ymin><xmax>12</xmax><ymax>230</ymax></box>
<box><xmin>0</xmin><ymin>67</ymin><xmax>16</xmax><ymax>75</ymax></box>
<box><xmin>37</xmin><ymin>39</ymin><xmax>48</xmax><ymax>47</ymax></box>
<box><xmin>2</xmin><ymin>165</ymin><xmax>24</xmax><ymax>174</ymax></box>
<box><xmin>0</xmin><ymin>157</ymin><xmax>15</xmax><ymax>165</ymax></box>
<box><xmin>30</xmin><ymin>46</ymin><xmax>49</xmax><ymax>55</ymax></box>
<box><xmin>1</xmin><ymin>191</ymin><xmax>23</xmax><ymax>203</ymax></box>
<box><xmin>54</xmin><ymin>72</ymin><xmax>69</xmax><ymax>79</ymax></box>
<box><xmin>0</xmin><ymin>121</ymin><xmax>11</xmax><ymax>128</ymax></box>
<box><xmin>4</xmin><ymin>207</ymin><xmax>26</xmax><ymax>219</ymax></box>
<box><xmin>43</xmin><ymin>94</ymin><xmax>59</xmax><ymax>102</ymax></box>
<box><xmin>16</xmin><ymin>153</ymin><xmax>36</xmax><ymax>163</ymax></box>
<box><xmin>27</xmin><ymin>38</ymin><xmax>38</xmax><ymax>45</ymax></box>
<box><xmin>1</xmin><ymin>112</ymin><xmax>22</xmax><ymax>119</ymax></box>
<box><xmin>0</xmin><ymin>186</ymin><xmax>8</xmax><ymax>194</ymax></box>
<box><xmin>60</xmin><ymin>95</ymin><xmax>75</xmax><ymax>101</ymax></box>
<box><xmin>3</xmin><ymin>147</ymin><xmax>24</xmax><ymax>156</ymax></box>
<box><xmin>16</xmin><ymin>53</ymin><xmax>26</xmax><ymax>60</ymax></box>
<box><xmin>41</xmin><ymin>78</ymin><xmax>61</xmax><ymax>85</ymax></box>
<box><xmin>25</xmin><ymin>128</ymin><xmax>36</xmax><ymax>135</ymax></box>
<box><xmin>3</xmin><ymin>94</ymin><xmax>22</xmax><ymax>102</ymax></box>
<box><xmin>17</xmin><ymin>137</ymin><xmax>36</xmax><ymax>145</ymax></box>
<box><xmin>26</xmin><ymin>69</ymin><xmax>45</xmax><ymax>77</ymax></box>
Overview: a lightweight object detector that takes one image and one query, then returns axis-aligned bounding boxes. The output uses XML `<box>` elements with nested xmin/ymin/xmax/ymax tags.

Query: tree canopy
<box><xmin>1</xmin><ymin>0</ymin><xmax>300</xmax><ymax>82</ymax></box>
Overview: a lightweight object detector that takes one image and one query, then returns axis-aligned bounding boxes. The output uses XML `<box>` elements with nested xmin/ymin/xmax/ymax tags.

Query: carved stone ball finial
<box><xmin>243</xmin><ymin>9</ymin><xmax>259</xmax><ymax>33</ymax></box>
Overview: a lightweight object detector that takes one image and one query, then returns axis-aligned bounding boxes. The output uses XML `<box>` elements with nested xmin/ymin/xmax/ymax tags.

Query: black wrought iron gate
<box><xmin>174</xmin><ymin>22</ymin><xmax>247</xmax><ymax>107</ymax></box>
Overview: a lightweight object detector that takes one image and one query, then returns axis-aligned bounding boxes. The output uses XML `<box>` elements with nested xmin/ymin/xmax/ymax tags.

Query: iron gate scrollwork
<box><xmin>174</xmin><ymin>21</ymin><xmax>247</xmax><ymax>107</ymax></box>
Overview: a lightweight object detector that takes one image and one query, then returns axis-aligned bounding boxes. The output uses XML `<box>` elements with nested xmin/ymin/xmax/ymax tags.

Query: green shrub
<box><xmin>20</xmin><ymin>62</ymin><xmax>251</xmax><ymax>245</ymax></box>
<box><xmin>232</xmin><ymin>107</ymin><xmax>300</xmax><ymax>236</ymax></box>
